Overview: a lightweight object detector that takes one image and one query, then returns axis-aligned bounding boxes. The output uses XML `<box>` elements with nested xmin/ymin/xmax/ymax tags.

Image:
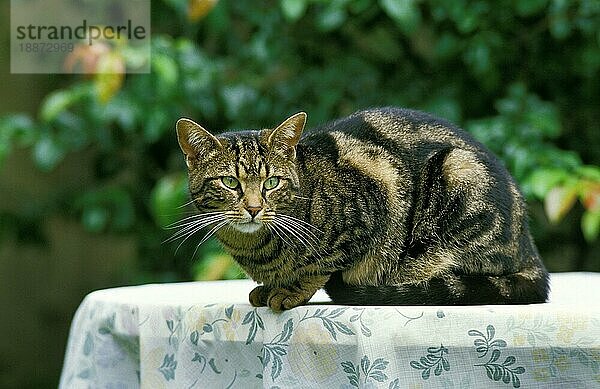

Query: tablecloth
<box><xmin>59</xmin><ymin>272</ymin><xmax>600</xmax><ymax>388</ymax></box>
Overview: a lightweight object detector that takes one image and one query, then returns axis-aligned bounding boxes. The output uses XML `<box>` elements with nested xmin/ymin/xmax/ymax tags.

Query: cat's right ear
<box><xmin>176</xmin><ymin>118</ymin><xmax>222</xmax><ymax>168</ymax></box>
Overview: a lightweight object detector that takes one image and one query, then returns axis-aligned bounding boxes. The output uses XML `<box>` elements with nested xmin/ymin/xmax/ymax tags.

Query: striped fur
<box><xmin>176</xmin><ymin>107</ymin><xmax>549</xmax><ymax>310</ymax></box>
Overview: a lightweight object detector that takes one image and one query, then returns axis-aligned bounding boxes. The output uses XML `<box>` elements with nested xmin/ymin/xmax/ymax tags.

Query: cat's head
<box><xmin>176</xmin><ymin>112</ymin><xmax>306</xmax><ymax>234</ymax></box>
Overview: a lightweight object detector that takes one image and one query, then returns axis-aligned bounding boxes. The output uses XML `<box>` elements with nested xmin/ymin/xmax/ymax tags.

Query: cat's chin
<box><xmin>231</xmin><ymin>222</ymin><xmax>263</xmax><ymax>234</ymax></box>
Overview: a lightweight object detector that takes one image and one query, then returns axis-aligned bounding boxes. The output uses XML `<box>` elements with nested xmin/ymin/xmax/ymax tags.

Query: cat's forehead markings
<box><xmin>233</xmin><ymin>136</ymin><xmax>265</xmax><ymax>178</ymax></box>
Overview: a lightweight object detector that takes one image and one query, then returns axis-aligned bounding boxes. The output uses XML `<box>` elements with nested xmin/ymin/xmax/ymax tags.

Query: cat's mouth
<box><xmin>231</xmin><ymin>220</ymin><xmax>263</xmax><ymax>234</ymax></box>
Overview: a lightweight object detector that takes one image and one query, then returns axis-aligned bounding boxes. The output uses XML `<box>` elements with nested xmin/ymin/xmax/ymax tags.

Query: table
<box><xmin>59</xmin><ymin>273</ymin><xmax>600</xmax><ymax>388</ymax></box>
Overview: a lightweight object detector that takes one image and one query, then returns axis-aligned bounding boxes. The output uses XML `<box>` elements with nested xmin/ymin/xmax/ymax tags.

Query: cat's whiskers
<box><xmin>292</xmin><ymin>194</ymin><xmax>310</xmax><ymax>201</ymax></box>
<box><xmin>198</xmin><ymin>219</ymin><xmax>229</xmax><ymax>247</ymax></box>
<box><xmin>176</xmin><ymin>198</ymin><xmax>198</xmax><ymax>209</ymax></box>
<box><xmin>165</xmin><ymin>211</ymin><xmax>226</xmax><ymax>229</ymax></box>
<box><xmin>262</xmin><ymin>211</ymin><xmax>294</xmax><ymax>247</ymax></box>
<box><xmin>272</xmin><ymin>214</ymin><xmax>323</xmax><ymax>258</ymax></box>
<box><xmin>274</xmin><ymin>213</ymin><xmax>324</xmax><ymax>249</ymax></box>
<box><xmin>264</xmin><ymin>223</ymin><xmax>294</xmax><ymax>247</ymax></box>
<box><xmin>275</xmin><ymin>220</ymin><xmax>321</xmax><ymax>258</ymax></box>
<box><xmin>164</xmin><ymin>211</ymin><xmax>230</xmax><ymax>254</ymax></box>
<box><xmin>167</xmin><ymin>218</ymin><xmax>225</xmax><ymax>249</ymax></box>
<box><xmin>165</xmin><ymin>213</ymin><xmax>225</xmax><ymax>239</ymax></box>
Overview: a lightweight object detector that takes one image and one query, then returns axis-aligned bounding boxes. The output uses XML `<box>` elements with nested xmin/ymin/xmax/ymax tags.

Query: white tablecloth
<box><xmin>59</xmin><ymin>273</ymin><xmax>600</xmax><ymax>388</ymax></box>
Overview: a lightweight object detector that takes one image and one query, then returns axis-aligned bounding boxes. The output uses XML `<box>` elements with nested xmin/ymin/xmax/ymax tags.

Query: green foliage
<box><xmin>1</xmin><ymin>0</ymin><xmax>599</xmax><ymax>280</ymax></box>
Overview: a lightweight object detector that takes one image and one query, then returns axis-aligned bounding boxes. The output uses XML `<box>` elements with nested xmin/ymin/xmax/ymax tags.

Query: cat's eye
<box><xmin>221</xmin><ymin>176</ymin><xmax>239</xmax><ymax>189</ymax></box>
<box><xmin>264</xmin><ymin>176</ymin><xmax>280</xmax><ymax>190</ymax></box>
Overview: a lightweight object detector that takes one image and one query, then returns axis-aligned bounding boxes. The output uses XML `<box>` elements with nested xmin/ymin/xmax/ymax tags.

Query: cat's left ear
<box><xmin>265</xmin><ymin>112</ymin><xmax>307</xmax><ymax>158</ymax></box>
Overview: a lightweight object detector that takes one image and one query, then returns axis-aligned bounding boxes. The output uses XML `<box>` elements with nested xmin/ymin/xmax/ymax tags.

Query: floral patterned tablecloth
<box><xmin>59</xmin><ymin>273</ymin><xmax>600</xmax><ymax>388</ymax></box>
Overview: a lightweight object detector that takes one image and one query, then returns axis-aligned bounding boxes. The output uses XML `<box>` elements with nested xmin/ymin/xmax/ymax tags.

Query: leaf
<box><xmin>371</xmin><ymin>358</ymin><xmax>388</xmax><ymax>371</ymax></box>
<box><xmin>442</xmin><ymin>358</ymin><xmax>450</xmax><ymax>371</ymax></box>
<box><xmin>322</xmin><ymin>319</ymin><xmax>337</xmax><ymax>340</ymax></box>
<box><xmin>203</xmin><ymin>323</ymin><xmax>213</xmax><ymax>333</ymax></box>
<box><xmin>188</xmin><ymin>0</ymin><xmax>219</xmax><ymax>22</ymax></box>
<box><xmin>271</xmin><ymin>355</ymin><xmax>282</xmax><ymax>380</ymax></box>
<box><xmin>40</xmin><ymin>88</ymin><xmax>85</xmax><ymax>122</ymax></box>
<box><xmin>410</xmin><ymin>361</ymin><xmax>423</xmax><ymax>369</ymax></box>
<box><xmin>485</xmin><ymin>365</ymin><xmax>493</xmax><ymax>380</ymax></box>
<box><xmin>280</xmin><ymin>318</ymin><xmax>294</xmax><ymax>342</ymax></box>
<box><xmin>502</xmin><ymin>369</ymin><xmax>511</xmax><ymax>383</ymax></box>
<box><xmin>190</xmin><ymin>330</ymin><xmax>199</xmax><ymax>346</ymax></box>
<box><xmin>545</xmin><ymin>186</ymin><xmax>578</xmax><ymax>223</ymax></box>
<box><xmin>341</xmin><ymin>361</ymin><xmax>356</xmax><ymax>375</ymax></box>
<box><xmin>582</xmin><ymin>209</ymin><xmax>600</xmax><ymax>242</ymax></box>
<box><xmin>246</xmin><ymin>323</ymin><xmax>257</xmax><ymax>345</ymax></box>
<box><xmin>493</xmin><ymin>365</ymin><xmax>502</xmax><ymax>381</ymax></box>
<box><xmin>280</xmin><ymin>0</ymin><xmax>307</xmax><ymax>21</ymax></box>
<box><xmin>474</xmin><ymin>339</ymin><xmax>486</xmax><ymax>346</ymax></box>
<box><xmin>360</xmin><ymin>355</ymin><xmax>370</xmax><ymax>375</ymax></box>
<box><xmin>379</xmin><ymin>0</ymin><xmax>421</xmax><ymax>34</ymax></box>
<box><xmin>225</xmin><ymin>305</ymin><xmax>234</xmax><ymax>319</ymax></box>
<box><xmin>468</xmin><ymin>329</ymin><xmax>484</xmax><ymax>337</ymax></box>
<box><xmin>434</xmin><ymin>362</ymin><xmax>442</xmax><ymax>376</ymax></box>
<box><xmin>490</xmin><ymin>349</ymin><xmax>501</xmax><ymax>363</ymax></box>
<box><xmin>486</xmin><ymin>325</ymin><xmax>495</xmax><ymax>340</ymax></box>
<box><xmin>77</xmin><ymin>368</ymin><xmax>91</xmax><ymax>379</ymax></box>
<box><xmin>328</xmin><ymin>307</ymin><xmax>347</xmax><ymax>318</ymax></box>
<box><xmin>152</xmin><ymin>54</ymin><xmax>179</xmax><ymax>95</ymax></box>
<box><xmin>261</xmin><ymin>348</ymin><xmax>270</xmax><ymax>368</ymax></box>
<box><xmin>256</xmin><ymin>312</ymin><xmax>265</xmax><ymax>329</ymax></box>
<box><xmin>503</xmin><ymin>356</ymin><xmax>516</xmax><ymax>366</ymax></box>
<box><xmin>208</xmin><ymin>357</ymin><xmax>220</xmax><ymax>374</ymax></box>
<box><xmin>316</xmin><ymin>5</ymin><xmax>346</xmax><ymax>32</ymax></box>
<box><xmin>95</xmin><ymin>53</ymin><xmax>125</xmax><ymax>103</ymax></box>
<box><xmin>33</xmin><ymin>134</ymin><xmax>65</xmax><ymax>172</ymax></box>
<box><xmin>81</xmin><ymin>205</ymin><xmax>109</xmax><ymax>233</ymax></box>
<box><xmin>242</xmin><ymin>311</ymin><xmax>253</xmax><ymax>325</ymax></box>
<box><xmin>270</xmin><ymin>345</ymin><xmax>287</xmax><ymax>356</ymax></box>
<box><xmin>83</xmin><ymin>332</ymin><xmax>94</xmax><ymax>356</ymax></box>
<box><xmin>513</xmin><ymin>366</ymin><xmax>525</xmax><ymax>374</ymax></box>
<box><xmin>389</xmin><ymin>378</ymin><xmax>400</xmax><ymax>389</ymax></box>
<box><xmin>491</xmin><ymin>339</ymin><xmax>507</xmax><ymax>348</ymax></box>
<box><xmin>513</xmin><ymin>374</ymin><xmax>521</xmax><ymax>388</ymax></box>
<box><xmin>166</xmin><ymin>320</ymin><xmax>174</xmax><ymax>332</ymax></box>
<box><xmin>369</xmin><ymin>370</ymin><xmax>388</xmax><ymax>382</ymax></box>
<box><xmin>333</xmin><ymin>321</ymin><xmax>355</xmax><ymax>336</ymax></box>
<box><xmin>421</xmin><ymin>368</ymin><xmax>431</xmax><ymax>380</ymax></box>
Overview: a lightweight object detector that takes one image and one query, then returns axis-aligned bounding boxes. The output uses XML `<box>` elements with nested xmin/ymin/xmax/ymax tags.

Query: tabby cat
<box><xmin>175</xmin><ymin>107</ymin><xmax>549</xmax><ymax>311</ymax></box>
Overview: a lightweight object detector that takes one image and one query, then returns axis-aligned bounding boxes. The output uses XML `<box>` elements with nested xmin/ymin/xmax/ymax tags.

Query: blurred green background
<box><xmin>0</xmin><ymin>0</ymin><xmax>599</xmax><ymax>387</ymax></box>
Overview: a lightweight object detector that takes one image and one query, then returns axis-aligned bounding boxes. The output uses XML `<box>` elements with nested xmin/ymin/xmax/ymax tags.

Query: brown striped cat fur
<box><xmin>176</xmin><ymin>107</ymin><xmax>549</xmax><ymax>311</ymax></box>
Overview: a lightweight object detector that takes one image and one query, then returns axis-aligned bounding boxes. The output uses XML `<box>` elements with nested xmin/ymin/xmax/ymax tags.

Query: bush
<box><xmin>1</xmin><ymin>0</ymin><xmax>599</xmax><ymax>280</ymax></box>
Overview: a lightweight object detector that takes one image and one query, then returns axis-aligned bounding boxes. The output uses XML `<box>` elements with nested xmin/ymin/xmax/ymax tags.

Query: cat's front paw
<box><xmin>249</xmin><ymin>285</ymin><xmax>270</xmax><ymax>307</ymax></box>
<box><xmin>267</xmin><ymin>288</ymin><xmax>309</xmax><ymax>311</ymax></box>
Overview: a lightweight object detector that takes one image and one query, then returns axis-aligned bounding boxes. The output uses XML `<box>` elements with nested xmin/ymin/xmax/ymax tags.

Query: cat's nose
<box><xmin>246</xmin><ymin>206</ymin><xmax>262</xmax><ymax>219</ymax></box>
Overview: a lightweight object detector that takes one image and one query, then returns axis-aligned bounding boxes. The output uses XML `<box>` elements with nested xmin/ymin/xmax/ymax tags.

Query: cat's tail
<box><xmin>323</xmin><ymin>269</ymin><xmax>549</xmax><ymax>305</ymax></box>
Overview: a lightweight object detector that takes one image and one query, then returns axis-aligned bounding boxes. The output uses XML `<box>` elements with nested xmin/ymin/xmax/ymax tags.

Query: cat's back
<box><xmin>300</xmin><ymin>107</ymin><xmax>487</xmax><ymax>167</ymax></box>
